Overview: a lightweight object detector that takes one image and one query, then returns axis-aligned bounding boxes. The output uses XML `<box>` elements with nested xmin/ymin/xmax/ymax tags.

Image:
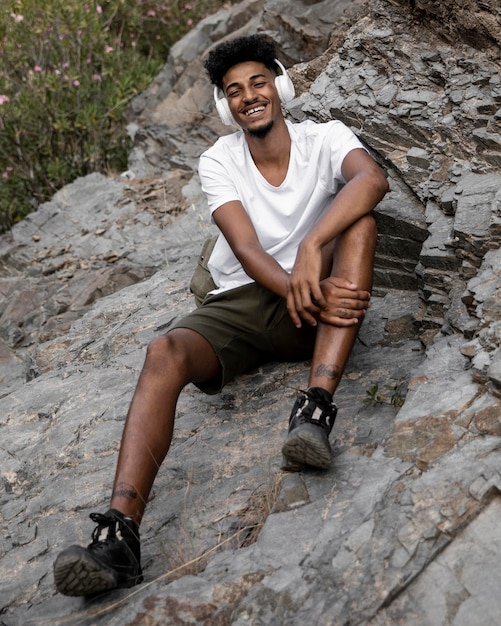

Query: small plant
<box><xmin>364</xmin><ymin>381</ymin><xmax>405</xmax><ymax>408</ymax></box>
<box><xmin>0</xmin><ymin>0</ymin><xmax>231</xmax><ymax>230</ymax></box>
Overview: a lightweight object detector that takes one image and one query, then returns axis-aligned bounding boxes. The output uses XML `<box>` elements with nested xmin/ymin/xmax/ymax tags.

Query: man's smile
<box><xmin>243</xmin><ymin>105</ymin><xmax>266</xmax><ymax>117</ymax></box>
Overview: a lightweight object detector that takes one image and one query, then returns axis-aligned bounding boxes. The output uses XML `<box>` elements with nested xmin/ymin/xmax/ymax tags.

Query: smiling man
<box><xmin>224</xmin><ymin>66</ymin><xmax>278</xmax><ymax>137</ymax></box>
<box><xmin>53</xmin><ymin>34</ymin><xmax>389</xmax><ymax>597</ymax></box>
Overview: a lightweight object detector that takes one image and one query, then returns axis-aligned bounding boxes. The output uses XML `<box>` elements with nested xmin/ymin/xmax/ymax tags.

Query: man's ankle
<box><xmin>305</xmin><ymin>386</ymin><xmax>334</xmax><ymax>403</ymax></box>
<box><xmin>108</xmin><ymin>501</ymin><xmax>143</xmax><ymax>528</ymax></box>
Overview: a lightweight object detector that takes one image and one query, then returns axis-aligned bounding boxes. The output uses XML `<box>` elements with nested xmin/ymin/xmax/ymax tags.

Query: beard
<box><xmin>247</xmin><ymin>119</ymin><xmax>274</xmax><ymax>138</ymax></box>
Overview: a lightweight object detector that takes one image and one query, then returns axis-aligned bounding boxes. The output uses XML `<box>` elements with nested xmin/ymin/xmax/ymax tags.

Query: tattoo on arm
<box><xmin>314</xmin><ymin>364</ymin><xmax>340</xmax><ymax>380</ymax></box>
<box><xmin>112</xmin><ymin>481</ymin><xmax>138</xmax><ymax>501</ymax></box>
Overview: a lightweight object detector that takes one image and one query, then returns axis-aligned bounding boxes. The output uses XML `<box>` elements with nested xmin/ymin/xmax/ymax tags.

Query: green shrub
<box><xmin>0</xmin><ymin>1</ymin><xmax>227</xmax><ymax>231</ymax></box>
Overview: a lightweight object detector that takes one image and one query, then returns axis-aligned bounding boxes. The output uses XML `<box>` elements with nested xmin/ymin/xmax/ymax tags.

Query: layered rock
<box><xmin>1</xmin><ymin>1</ymin><xmax>501</xmax><ymax>624</ymax></box>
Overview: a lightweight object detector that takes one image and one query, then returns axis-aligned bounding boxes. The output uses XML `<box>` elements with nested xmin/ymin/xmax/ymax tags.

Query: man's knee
<box><xmin>330</xmin><ymin>213</ymin><xmax>377</xmax><ymax>261</ymax></box>
<box><xmin>340</xmin><ymin>213</ymin><xmax>378</xmax><ymax>259</ymax></box>
<box><xmin>141</xmin><ymin>332</ymin><xmax>195</xmax><ymax>388</ymax></box>
<box><xmin>352</xmin><ymin>212</ymin><xmax>377</xmax><ymax>243</ymax></box>
<box><xmin>144</xmin><ymin>335</ymin><xmax>173</xmax><ymax>366</ymax></box>
<box><xmin>145</xmin><ymin>333</ymin><xmax>187</xmax><ymax>366</ymax></box>
<box><xmin>145</xmin><ymin>328</ymin><xmax>219</xmax><ymax>380</ymax></box>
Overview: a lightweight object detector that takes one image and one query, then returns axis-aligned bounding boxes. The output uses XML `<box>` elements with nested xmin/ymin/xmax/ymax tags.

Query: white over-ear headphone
<box><xmin>214</xmin><ymin>59</ymin><xmax>295</xmax><ymax>126</ymax></box>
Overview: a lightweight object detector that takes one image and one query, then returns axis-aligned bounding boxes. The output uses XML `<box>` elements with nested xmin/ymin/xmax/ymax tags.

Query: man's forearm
<box><xmin>305</xmin><ymin>169</ymin><xmax>388</xmax><ymax>251</ymax></box>
<box><xmin>235</xmin><ymin>242</ymin><xmax>291</xmax><ymax>299</ymax></box>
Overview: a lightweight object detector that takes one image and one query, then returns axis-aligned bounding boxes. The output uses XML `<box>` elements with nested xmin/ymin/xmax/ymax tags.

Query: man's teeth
<box><xmin>245</xmin><ymin>106</ymin><xmax>265</xmax><ymax>116</ymax></box>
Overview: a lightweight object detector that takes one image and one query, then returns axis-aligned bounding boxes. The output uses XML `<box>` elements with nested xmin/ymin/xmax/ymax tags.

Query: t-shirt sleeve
<box><xmin>198</xmin><ymin>151</ymin><xmax>241</xmax><ymax>218</ymax></box>
<box><xmin>319</xmin><ymin>121</ymin><xmax>368</xmax><ymax>194</ymax></box>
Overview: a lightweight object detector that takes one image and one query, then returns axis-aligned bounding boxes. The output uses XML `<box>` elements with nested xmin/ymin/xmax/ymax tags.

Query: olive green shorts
<box><xmin>170</xmin><ymin>282</ymin><xmax>316</xmax><ymax>394</ymax></box>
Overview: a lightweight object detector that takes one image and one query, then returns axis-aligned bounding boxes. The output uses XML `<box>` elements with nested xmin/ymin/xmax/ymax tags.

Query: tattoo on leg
<box><xmin>112</xmin><ymin>481</ymin><xmax>138</xmax><ymax>501</ymax></box>
<box><xmin>314</xmin><ymin>364</ymin><xmax>340</xmax><ymax>380</ymax></box>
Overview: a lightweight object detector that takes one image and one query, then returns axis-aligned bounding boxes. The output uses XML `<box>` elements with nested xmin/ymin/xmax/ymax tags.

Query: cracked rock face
<box><xmin>1</xmin><ymin>1</ymin><xmax>501</xmax><ymax>624</ymax></box>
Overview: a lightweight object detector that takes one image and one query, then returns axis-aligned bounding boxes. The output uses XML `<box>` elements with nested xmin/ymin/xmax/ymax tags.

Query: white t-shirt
<box><xmin>198</xmin><ymin>119</ymin><xmax>365</xmax><ymax>294</ymax></box>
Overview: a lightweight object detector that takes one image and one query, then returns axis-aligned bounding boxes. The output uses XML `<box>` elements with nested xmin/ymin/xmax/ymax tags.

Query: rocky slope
<box><xmin>1</xmin><ymin>1</ymin><xmax>500</xmax><ymax>624</ymax></box>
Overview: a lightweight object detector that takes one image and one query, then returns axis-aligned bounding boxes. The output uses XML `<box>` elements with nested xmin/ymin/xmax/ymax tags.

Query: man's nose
<box><xmin>242</xmin><ymin>86</ymin><xmax>258</xmax><ymax>102</ymax></box>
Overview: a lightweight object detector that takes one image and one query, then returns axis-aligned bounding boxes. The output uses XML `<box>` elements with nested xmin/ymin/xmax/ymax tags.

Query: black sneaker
<box><xmin>53</xmin><ymin>509</ymin><xmax>143</xmax><ymax>596</ymax></box>
<box><xmin>281</xmin><ymin>387</ymin><xmax>337</xmax><ymax>470</ymax></box>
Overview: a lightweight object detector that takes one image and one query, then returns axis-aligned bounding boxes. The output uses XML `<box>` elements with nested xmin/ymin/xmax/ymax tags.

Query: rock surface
<box><xmin>1</xmin><ymin>1</ymin><xmax>501</xmax><ymax>624</ymax></box>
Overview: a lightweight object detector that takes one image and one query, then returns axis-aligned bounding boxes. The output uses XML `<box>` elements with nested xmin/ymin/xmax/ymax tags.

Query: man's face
<box><xmin>222</xmin><ymin>61</ymin><xmax>281</xmax><ymax>137</ymax></box>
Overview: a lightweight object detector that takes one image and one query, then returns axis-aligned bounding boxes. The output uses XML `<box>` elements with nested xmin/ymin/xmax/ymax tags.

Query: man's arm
<box><xmin>212</xmin><ymin>148</ymin><xmax>388</xmax><ymax>328</ymax></box>
<box><xmin>212</xmin><ymin>200</ymin><xmax>291</xmax><ymax>298</ymax></box>
<box><xmin>287</xmin><ymin>148</ymin><xmax>389</xmax><ymax>327</ymax></box>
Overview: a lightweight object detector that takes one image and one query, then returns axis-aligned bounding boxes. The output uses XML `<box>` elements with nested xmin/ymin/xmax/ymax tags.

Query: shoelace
<box><xmin>298</xmin><ymin>390</ymin><xmax>337</xmax><ymax>431</ymax></box>
<box><xmin>89</xmin><ymin>512</ymin><xmax>119</xmax><ymax>545</ymax></box>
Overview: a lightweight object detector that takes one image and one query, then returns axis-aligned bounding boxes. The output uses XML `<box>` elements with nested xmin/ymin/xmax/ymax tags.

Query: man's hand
<box><xmin>286</xmin><ymin>238</ymin><xmax>370</xmax><ymax>328</ymax></box>
<box><xmin>316</xmin><ymin>277</ymin><xmax>370</xmax><ymax>326</ymax></box>
<box><xmin>287</xmin><ymin>272</ymin><xmax>370</xmax><ymax>328</ymax></box>
<box><xmin>286</xmin><ymin>240</ymin><xmax>325</xmax><ymax>327</ymax></box>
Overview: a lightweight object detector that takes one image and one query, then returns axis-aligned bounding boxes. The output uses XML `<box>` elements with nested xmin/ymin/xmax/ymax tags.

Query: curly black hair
<box><xmin>204</xmin><ymin>34</ymin><xmax>279</xmax><ymax>89</ymax></box>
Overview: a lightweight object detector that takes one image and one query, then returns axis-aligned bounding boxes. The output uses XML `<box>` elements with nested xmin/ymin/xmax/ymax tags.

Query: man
<box><xmin>53</xmin><ymin>34</ymin><xmax>388</xmax><ymax>596</ymax></box>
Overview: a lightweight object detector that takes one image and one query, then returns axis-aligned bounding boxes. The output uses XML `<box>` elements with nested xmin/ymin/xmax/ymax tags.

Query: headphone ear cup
<box><xmin>214</xmin><ymin>86</ymin><xmax>236</xmax><ymax>126</ymax></box>
<box><xmin>274</xmin><ymin>59</ymin><xmax>295</xmax><ymax>104</ymax></box>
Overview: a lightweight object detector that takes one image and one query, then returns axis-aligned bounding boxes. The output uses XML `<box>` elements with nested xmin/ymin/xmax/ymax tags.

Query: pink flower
<box><xmin>92</xmin><ymin>74</ymin><xmax>102</xmax><ymax>81</ymax></box>
<box><xmin>185</xmin><ymin>4</ymin><xmax>193</xmax><ymax>9</ymax></box>
<box><xmin>73</xmin><ymin>79</ymin><xmax>80</xmax><ymax>86</ymax></box>
<box><xmin>34</xmin><ymin>65</ymin><xmax>42</xmax><ymax>72</ymax></box>
<box><xmin>104</xmin><ymin>45</ymin><xmax>113</xmax><ymax>53</ymax></box>
<box><xmin>96</xmin><ymin>4</ymin><xmax>103</xmax><ymax>13</ymax></box>
<box><xmin>147</xmin><ymin>10</ymin><xmax>156</xmax><ymax>16</ymax></box>
<box><xmin>62</xmin><ymin>62</ymin><xmax>69</xmax><ymax>69</ymax></box>
<box><xmin>54</xmin><ymin>69</ymin><xmax>61</xmax><ymax>75</ymax></box>
<box><xmin>131</xmin><ymin>41</ymin><xmax>136</xmax><ymax>47</ymax></box>
<box><xmin>10</xmin><ymin>13</ymin><xmax>24</xmax><ymax>22</ymax></box>
<box><xmin>0</xmin><ymin>95</ymin><xmax>10</xmax><ymax>105</ymax></box>
<box><xmin>187</xmin><ymin>18</ymin><xmax>193</xmax><ymax>25</ymax></box>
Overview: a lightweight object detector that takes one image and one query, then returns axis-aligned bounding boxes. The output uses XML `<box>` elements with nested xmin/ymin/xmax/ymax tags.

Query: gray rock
<box><xmin>406</xmin><ymin>146</ymin><xmax>431</xmax><ymax>169</ymax></box>
<box><xmin>1</xmin><ymin>0</ymin><xmax>501</xmax><ymax>624</ymax></box>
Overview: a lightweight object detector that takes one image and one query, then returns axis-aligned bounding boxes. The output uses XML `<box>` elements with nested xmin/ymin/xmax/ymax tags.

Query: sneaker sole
<box><xmin>281</xmin><ymin>424</ymin><xmax>332</xmax><ymax>470</ymax></box>
<box><xmin>53</xmin><ymin>546</ymin><xmax>142</xmax><ymax>596</ymax></box>
<box><xmin>280</xmin><ymin>455</ymin><xmax>307</xmax><ymax>472</ymax></box>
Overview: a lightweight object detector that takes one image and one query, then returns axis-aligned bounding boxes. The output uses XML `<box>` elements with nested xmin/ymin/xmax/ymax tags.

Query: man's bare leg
<box><xmin>109</xmin><ymin>328</ymin><xmax>221</xmax><ymax>526</ymax></box>
<box><xmin>308</xmin><ymin>213</ymin><xmax>377</xmax><ymax>394</ymax></box>
<box><xmin>282</xmin><ymin>214</ymin><xmax>377</xmax><ymax>469</ymax></box>
<box><xmin>53</xmin><ymin>327</ymin><xmax>220</xmax><ymax>595</ymax></box>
